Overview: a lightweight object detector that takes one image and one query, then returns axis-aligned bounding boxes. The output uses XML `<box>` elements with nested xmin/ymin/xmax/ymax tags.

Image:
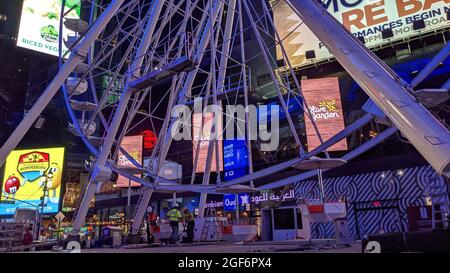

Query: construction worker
<box><xmin>166</xmin><ymin>204</ymin><xmax>182</xmax><ymax>245</ymax></box>
<box><xmin>146</xmin><ymin>206</ymin><xmax>157</xmax><ymax>244</ymax></box>
<box><xmin>183</xmin><ymin>207</ymin><xmax>195</xmax><ymax>243</ymax></box>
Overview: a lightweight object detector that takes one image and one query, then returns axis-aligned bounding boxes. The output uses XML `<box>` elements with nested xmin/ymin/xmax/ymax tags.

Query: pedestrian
<box><xmin>166</xmin><ymin>204</ymin><xmax>182</xmax><ymax>246</ymax></box>
<box><xmin>22</xmin><ymin>227</ymin><xmax>33</xmax><ymax>250</ymax></box>
<box><xmin>146</xmin><ymin>206</ymin><xmax>158</xmax><ymax>244</ymax></box>
<box><xmin>183</xmin><ymin>207</ymin><xmax>195</xmax><ymax>243</ymax></box>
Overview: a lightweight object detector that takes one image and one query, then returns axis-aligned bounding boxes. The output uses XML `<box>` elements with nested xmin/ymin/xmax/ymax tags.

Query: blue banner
<box><xmin>223</xmin><ymin>193</ymin><xmax>250</xmax><ymax>211</ymax></box>
<box><xmin>223</xmin><ymin>140</ymin><xmax>248</xmax><ymax>181</ymax></box>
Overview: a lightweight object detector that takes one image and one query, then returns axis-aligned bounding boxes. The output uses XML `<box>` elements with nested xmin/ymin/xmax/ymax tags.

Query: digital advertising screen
<box><xmin>301</xmin><ymin>77</ymin><xmax>348</xmax><ymax>152</ymax></box>
<box><xmin>17</xmin><ymin>0</ymin><xmax>81</xmax><ymax>57</ymax></box>
<box><xmin>223</xmin><ymin>139</ymin><xmax>248</xmax><ymax>181</ymax></box>
<box><xmin>272</xmin><ymin>0</ymin><xmax>450</xmax><ymax>67</ymax></box>
<box><xmin>193</xmin><ymin>112</ymin><xmax>223</xmax><ymax>173</ymax></box>
<box><xmin>117</xmin><ymin>135</ymin><xmax>143</xmax><ymax>188</ymax></box>
<box><xmin>1</xmin><ymin>147</ymin><xmax>65</xmax><ymax>215</ymax></box>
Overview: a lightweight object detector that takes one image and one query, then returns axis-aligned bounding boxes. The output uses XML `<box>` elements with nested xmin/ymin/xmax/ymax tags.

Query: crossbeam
<box><xmin>129</xmin><ymin>56</ymin><xmax>197</xmax><ymax>90</ymax></box>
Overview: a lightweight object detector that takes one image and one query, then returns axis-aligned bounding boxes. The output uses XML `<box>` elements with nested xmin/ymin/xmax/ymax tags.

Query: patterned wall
<box><xmin>294</xmin><ymin>165</ymin><xmax>449</xmax><ymax>239</ymax></box>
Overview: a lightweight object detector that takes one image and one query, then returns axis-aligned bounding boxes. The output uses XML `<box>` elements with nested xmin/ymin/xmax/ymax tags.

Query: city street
<box><xmin>1</xmin><ymin>0</ymin><xmax>449</xmax><ymax>259</ymax></box>
<box><xmin>72</xmin><ymin>241</ymin><xmax>362</xmax><ymax>254</ymax></box>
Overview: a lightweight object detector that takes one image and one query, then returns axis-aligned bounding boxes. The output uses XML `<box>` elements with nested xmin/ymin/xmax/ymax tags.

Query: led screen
<box><xmin>17</xmin><ymin>0</ymin><xmax>81</xmax><ymax>57</ymax></box>
<box><xmin>1</xmin><ymin>147</ymin><xmax>65</xmax><ymax>215</ymax></box>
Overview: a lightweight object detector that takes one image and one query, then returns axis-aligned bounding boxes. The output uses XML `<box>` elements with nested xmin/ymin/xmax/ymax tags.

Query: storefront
<box><xmin>254</xmin><ymin>187</ymin><xmax>311</xmax><ymax>241</ymax></box>
<box><xmin>260</xmin><ymin>207</ymin><xmax>309</xmax><ymax>241</ymax></box>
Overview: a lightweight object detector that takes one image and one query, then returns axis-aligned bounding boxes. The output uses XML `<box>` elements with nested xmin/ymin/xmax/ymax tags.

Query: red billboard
<box><xmin>117</xmin><ymin>135</ymin><xmax>143</xmax><ymax>187</ymax></box>
<box><xmin>193</xmin><ymin>112</ymin><xmax>223</xmax><ymax>173</ymax></box>
<box><xmin>302</xmin><ymin>77</ymin><xmax>348</xmax><ymax>152</ymax></box>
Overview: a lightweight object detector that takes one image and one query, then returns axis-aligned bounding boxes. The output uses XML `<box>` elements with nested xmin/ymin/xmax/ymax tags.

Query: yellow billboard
<box><xmin>1</xmin><ymin>147</ymin><xmax>65</xmax><ymax>215</ymax></box>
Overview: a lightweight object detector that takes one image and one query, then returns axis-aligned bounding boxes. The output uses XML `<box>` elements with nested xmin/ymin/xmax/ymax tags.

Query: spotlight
<box><xmin>382</xmin><ymin>28</ymin><xmax>394</xmax><ymax>39</ymax></box>
<box><xmin>110</xmin><ymin>171</ymin><xmax>119</xmax><ymax>183</ymax></box>
<box><xmin>276</xmin><ymin>59</ymin><xmax>285</xmax><ymax>68</ymax></box>
<box><xmin>305</xmin><ymin>50</ymin><xmax>316</xmax><ymax>60</ymax></box>
<box><xmin>34</xmin><ymin>116</ymin><xmax>46</xmax><ymax>129</ymax></box>
<box><xmin>357</xmin><ymin>36</ymin><xmax>366</xmax><ymax>44</ymax></box>
<box><xmin>412</xmin><ymin>19</ymin><xmax>425</xmax><ymax>31</ymax></box>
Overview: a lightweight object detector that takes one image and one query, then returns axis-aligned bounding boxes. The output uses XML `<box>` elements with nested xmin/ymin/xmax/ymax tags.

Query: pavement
<box><xmin>79</xmin><ymin>240</ymin><xmax>362</xmax><ymax>253</ymax></box>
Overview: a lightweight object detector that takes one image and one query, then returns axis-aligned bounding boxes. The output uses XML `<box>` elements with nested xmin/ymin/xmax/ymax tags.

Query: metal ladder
<box><xmin>427</xmin><ymin>169</ymin><xmax>449</xmax><ymax>230</ymax></box>
<box><xmin>198</xmin><ymin>207</ymin><xmax>221</xmax><ymax>243</ymax></box>
<box><xmin>430</xmin><ymin>185</ymin><xmax>449</xmax><ymax>230</ymax></box>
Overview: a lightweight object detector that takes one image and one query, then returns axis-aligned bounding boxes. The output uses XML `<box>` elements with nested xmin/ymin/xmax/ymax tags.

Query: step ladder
<box><xmin>422</xmin><ymin>169</ymin><xmax>450</xmax><ymax>230</ymax></box>
<box><xmin>430</xmin><ymin>185</ymin><xmax>449</xmax><ymax>230</ymax></box>
<box><xmin>198</xmin><ymin>207</ymin><xmax>221</xmax><ymax>243</ymax></box>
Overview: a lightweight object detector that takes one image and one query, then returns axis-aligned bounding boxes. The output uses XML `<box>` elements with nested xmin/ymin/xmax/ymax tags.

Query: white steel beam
<box><xmin>217</xmin><ymin>113</ymin><xmax>373</xmax><ymax>189</ymax></box>
<box><xmin>131</xmin><ymin>0</ymin><xmax>222</xmax><ymax>233</ymax></box>
<box><xmin>0</xmin><ymin>0</ymin><xmax>126</xmax><ymax>167</ymax></box>
<box><xmin>72</xmin><ymin>0</ymin><xmax>166</xmax><ymax>235</ymax></box>
<box><xmin>258</xmin><ymin>127</ymin><xmax>398</xmax><ymax>191</ymax></box>
<box><xmin>287</xmin><ymin>0</ymin><xmax>450</xmax><ymax>178</ymax></box>
<box><xmin>411</xmin><ymin>42</ymin><xmax>450</xmax><ymax>88</ymax></box>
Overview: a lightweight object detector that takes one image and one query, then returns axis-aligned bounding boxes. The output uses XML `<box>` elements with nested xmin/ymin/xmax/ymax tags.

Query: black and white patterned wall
<box><xmin>294</xmin><ymin>165</ymin><xmax>449</xmax><ymax>239</ymax></box>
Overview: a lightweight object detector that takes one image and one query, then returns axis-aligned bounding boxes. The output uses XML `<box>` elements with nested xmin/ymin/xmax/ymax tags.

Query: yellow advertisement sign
<box><xmin>1</xmin><ymin>147</ymin><xmax>65</xmax><ymax>215</ymax></box>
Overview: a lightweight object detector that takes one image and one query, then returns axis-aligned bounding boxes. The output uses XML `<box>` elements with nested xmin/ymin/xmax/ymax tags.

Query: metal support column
<box><xmin>411</xmin><ymin>42</ymin><xmax>450</xmax><ymax>88</ymax></box>
<box><xmin>287</xmin><ymin>0</ymin><xmax>450</xmax><ymax>178</ymax></box>
<box><xmin>198</xmin><ymin>0</ymin><xmax>237</xmax><ymax>218</ymax></box>
<box><xmin>132</xmin><ymin>0</ymin><xmax>223</xmax><ymax>229</ymax></box>
<box><xmin>0</xmin><ymin>0</ymin><xmax>126</xmax><ymax>167</ymax></box>
<box><xmin>71</xmin><ymin>0</ymin><xmax>166</xmax><ymax>235</ymax></box>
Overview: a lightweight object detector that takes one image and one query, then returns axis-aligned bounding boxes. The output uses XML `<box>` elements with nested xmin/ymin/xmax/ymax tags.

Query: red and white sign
<box><xmin>302</xmin><ymin>77</ymin><xmax>347</xmax><ymax>152</ymax></box>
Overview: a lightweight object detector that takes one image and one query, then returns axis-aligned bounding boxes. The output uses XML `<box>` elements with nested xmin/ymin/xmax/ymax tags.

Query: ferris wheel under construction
<box><xmin>0</xmin><ymin>0</ymin><xmax>449</xmax><ymax>239</ymax></box>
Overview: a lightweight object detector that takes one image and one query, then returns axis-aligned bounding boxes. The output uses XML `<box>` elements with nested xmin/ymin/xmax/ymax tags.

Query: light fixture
<box><xmin>357</xmin><ymin>36</ymin><xmax>366</xmax><ymax>44</ymax></box>
<box><xmin>412</xmin><ymin>19</ymin><xmax>425</xmax><ymax>31</ymax></box>
<box><xmin>382</xmin><ymin>28</ymin><xmax>394</xmax><ymax>39</ymax></box>
<box><xmin>305</xmin><ymin>50</ymin><xmax>316</xmax><ymax>60</ymax></box>
<box><xmin>34</xmin><ymin>116</ymin><xmax>46</xmax><ymax>129</ymax></box>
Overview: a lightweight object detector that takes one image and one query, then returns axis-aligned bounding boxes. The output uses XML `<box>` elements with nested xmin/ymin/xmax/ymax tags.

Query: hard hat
<box><xmin>173</xmin><ymin>203</ymin><xmax>179</xmax><ymax>208</ymax></box>
<box><xmin>147</xmin><ymin>206</ymin><xmax>153</xmax><ymax>213</ymax></box>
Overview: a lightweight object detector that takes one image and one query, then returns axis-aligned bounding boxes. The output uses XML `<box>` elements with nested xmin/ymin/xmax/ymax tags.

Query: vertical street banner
<box><xmin>301</xmin><ymin>77</ymin><xmax>348</xmax><ymax>151</ymax></box>
<box><xmin>1</xmin><ymin>147</ymin><xmax>65</xmax><ymax>215</ymax></box>
<box><xmin>223</xmin><ymin>139</ymin><xmax>249</xmax><ymax>181</ymax></box>
<box><xmin>193</xmin><ymin>112</ymin><xmax>224</xmax><ymax>173</ymax></box>
<box><xmin>117</xmin><ymin>135</ymin><xmax>143</xmax><ymax>187</ymax></box>
<box><xmin>272</xmin><ymin>0</ymin><xmax>450</xmax><ymax>67</ymax></box>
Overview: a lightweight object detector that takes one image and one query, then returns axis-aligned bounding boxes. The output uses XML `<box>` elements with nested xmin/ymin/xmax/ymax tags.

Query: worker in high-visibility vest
<box><xmin>183</xmin><ymin>207</ymin><xmax>195</xmax><ymax>243</ymax></box>
<box><xmin>166</xmin><ymin>204</ymin><xmax>182</xmax><ymax>245</ymax></box>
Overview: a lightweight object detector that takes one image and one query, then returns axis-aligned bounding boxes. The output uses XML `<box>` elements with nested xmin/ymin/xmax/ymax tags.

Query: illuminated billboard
<box><xmin>17</xmin><ymin>0</ymin><xmax>81</xmax><ymax>57</ymax></box>
<box><xmin>273</xmin><ymin>0</ymin><xmax>450</xmax><ymax>67</ymax></box>
<box><xmin>193</xmin><ymin>112</ymin><xmax>223</xmax><ymax>173</ymax></box>
<box><xmin>1</xmin><ymin>147</ymin><xmax>65</xmax><ymax>215</ymax></box>
<box><xmin>117</xmin><ymin>135</ymin><xmax>143</xmax><ymax>187</ymax></box>
<box><xmin>301</xmin><ymin>77</ymin><xmax>347</xmax><ymax>151</ymax></box>
<box><xmin>223</xmin><ymin>140</ymin><xmax>248</xmax><ymax>181</ymax></box>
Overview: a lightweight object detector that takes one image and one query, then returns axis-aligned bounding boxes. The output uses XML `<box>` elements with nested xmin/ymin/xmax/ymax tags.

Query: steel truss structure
<box><xmin>0</xmin><ymin>0</ymin><xmax>449</xmax><ymax>236</ymax></box>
